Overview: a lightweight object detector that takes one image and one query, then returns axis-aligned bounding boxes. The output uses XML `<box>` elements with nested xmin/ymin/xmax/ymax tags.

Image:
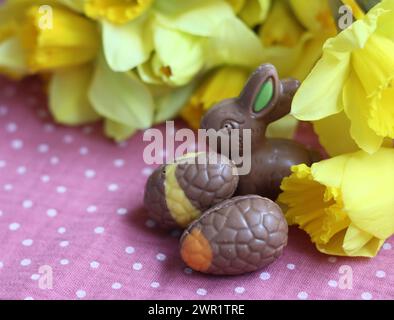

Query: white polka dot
<box><xmin>41</xmin><ymin>175</ymin><xmax>50</xmax><ymax>183</ymax></box>
<box><xmin>83</xmin><ymin>126</ymin><xmax>93</xmax><ymax>134</ymax></box>
<box><xmin>133</xmin><ymin>262</ymin><xmax>143</xmax><ymax>271</ymax></box>
<box><xmin>112</xmin><ymin>282</ymin><xmax>122</xmax><ymax>290</ymax></box>
<box><xmin>156</xmin><ymin>253</ymin><xmax>166</xmax><ymax>261</ymax></box>
<box><xmin>328</xmin><ymin>257</ymin><xmax>337</xmax><ymax>263</ymax></box>
<box><xmin>11</xmin><ymin>139</ymin><xmax>23</xmax><ymax>150</ymax></box>
<box><xmin>47</xmin><ymin>209</ymin><xmax>58</xmax><ymax>218</ymax></box>
<box><xmin>59</xmin><ymin>240</ymin><xmax>69</xmax><ymax>247</ymax></box>
<box><xmin>94</xmin><ymin>226</ymin><xmax>105</xmax><ymax>234</ymax></box>
<box><xmin>9</xmin><ymin>222</ymin><xmax>20</xmax><ymax>231</ymax></box>
<box><xmin>150</xmin><ymin>282</ymin><xmax>160</xmax><ymax>288</ymax></box>
<box><xmin>117</xmin><ymin>141</ymin><xmax>127</xmax><ymax>148</ymax></box>
<box><xmin>0</xmin><ymin>210</ymin><xmax>3</xmax><ymax>217</ymax></box>
<box><xmin>43</xmin><ymin>123</ymin><xmax>55</xmax><ymax>132</ymax></box>
<box><xmin>20</xmin><ymin>258</ymin><xmax>31</xmax><ymax>266</ymax></box>
<box><xmin>6</xmin><ymin>122</ymin><xmax>17</xmax><ymax>133</ymax></box>
<box><xmin>79</xmin><ymin>147</ymin><xmax>89</xmax><ymax>155</ymax></box>
<box><xmin>114</xmin><ymin>159</ymin><xmax>125</xmax><ymax>167</ymax></box>
<box><xmin>117</xmin><ymin>208</ymin><xmax>128</xmax><ymax>215</ymax></box>
<box><xmin>0</xmin><ymin>261</ymin><xmax>3</xmax><ymax>268</ymax></box>
<box><xmin>76</xmin><ymin>290</ymin><xmax>86</xmax><ymax>299</ymax></box>
<box><xmin>57</xmin><ymin>227</ymin><xmax>66</xmax><ymax>234</ymax></box>
<box><xmin>125</xmin><ymin>246</ymin><xmax>135</xmax><ymax>254</ymax></box>
<box><xmin>196</xmin><ymin>288</ymin><xmax>207</xmax><ymax>296</ymax></box>
<box><xmin>328</xmin><ymin>280</ymin><xmax>338</xmax><ymax>288</ymax></box>
<box><xmin>37</xmin><ymin>144</ymin><xmax>49</xmax><ymax>153</ymax></box>
<box><xmin>63</xmin><ymin>135</ymin><xmax>73</xmax><ymax>144</ymax></box>
<box><xmin>259</xmin><ymin>272</ymin><xmax>270</xmax><ymax>281</ymax></box>
<box><xmin>287</xmin><ymin>264</ymin><xmax>295</xmax><ymax>270</ymax></box>
<box><xmin>383</xmin><ymin>243</ymin><xmax>392</xmax><ymax>250</ymax></box>
<box><xmin>22</xmin><ymin>200</ymin><xmax>33</xmax><ymax>209</ymax></box>
<box><xmin>22</xmin><ymin>239</ymin><xmax>33</xmax><ymax>246</ymax></box>
<box><xmin>0</xmin><ymin>160</ymin><xmax>6</xmax><ymax>168</ymax></box>
<box><xmin>86</xmin><ymin>205</ymin><xmax>97</xmax><ymax>213</ymax></box>
<box><xmin>17</xmin><ymin>166</ymin><xmax>27</xmax><ymax>175</ymax></box>
<box><xmin>84</xmin><ymin>169</ymin><xmax>96</xmax><ymax>179</ymax></box>
<box><xmin>50</xmin><ymin>157</ymin><xmax>60</xmax><ymax>165</ymax></box>
<box><xmin>297</xmin><ymin>291</ymin><xmax>308</xmax><ymax>300</ymax></box>
<box><xmin>90</xmin><ymin>261</ymin><xmax>100</xmax><ymax>269</ymax></box>
<box><xmin>60</xmin><ymin>259</ymin><xmax>69</xmax><ymax>265</ymax></box>
<box><xmin>107</xmin><ymin>183</ymin><xmax>119</xmax><ymax>192</ymax></box>
<box><xmin>24</xmin><ymin>297</ymin><xmax>34</xmax><ymax>300</ymax></box>
<box><xmin>145</xmin><ymin>219</ymin><xmax>156</xmax><ymax>228</ymax></box>
<box><xmin>142</xmin><ymin>167</ymin><xmax>154</xmax><ymax>176</ymax></box>
<box><xmin>184</xmin><ymin>268</ymin><xmax>193</xmax><ymax>275</ymax></box>
<box><xmin>56</xmin><ymin>186</ymin><xmax>67</xmax><ymax>193</ymax></box>
<box><xmin>4</xmin><ymin>184</ymin><xmax>13</xmax><ymax>191</ymax></box>
<box><xmin>0</xmin><ymin>105</ymin><xmax>8</xmax><ymax>116</ymax></box>
<box><xmin>234</xmin><ymin>287</ymin><xmax>245</xmax><ymax>294</ymax></box>
<box><xmin>31</xmin><ymin>274</ymin><xmax>40</xmax><ymax>281</ymax></box>
<box><xmin>361</xmin><ymin>292</ymin><xmax>372</xmax><ymax>300</ymax></box>
<box><xmin>376</xmin><ymin>270</ymin><xmax>386</xmax><ymax>278</ymax></box>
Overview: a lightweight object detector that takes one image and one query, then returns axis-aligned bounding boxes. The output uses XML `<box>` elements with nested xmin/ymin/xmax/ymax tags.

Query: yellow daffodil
<box><xmin>84</xmin><ymin>0</ymin><xmax>153</xmax><ymax>25</ymax></box>
<box><xmin>226</xmin><ymin>0</ymin><xmax>271</xmax><ymax>27</ymax></box>
<box><xmin>19</xmin><ymin>5</ymin><xmax>99</xmax><ymax>72</ymax></box>
<box><xmin>278</xmin><ymin>148</ymin><xmax>394</xmax><ymax>257</ymax></box>
<box><xmin>181</xmin><ymin>66</ymin><xmax>250</xmax><ymax>129</ymax></box>
<box><xmin>259</xmin><ymin>0</ymin><xmax>336</xmax><ymax>81</ymax></box>
<box><xmin>132</xmin><ymin>0</ymin><xmax>263</xmax><ymax>87</ymax></box>
<box><xmin>289</xmin><ymin>0</ymin><xmax>337</xmax><ymax>34</ymax></box>
<box><xmin>292</xmin><ymin>0</ymin><xmax>394</xmax><ymax>155</ymax></box>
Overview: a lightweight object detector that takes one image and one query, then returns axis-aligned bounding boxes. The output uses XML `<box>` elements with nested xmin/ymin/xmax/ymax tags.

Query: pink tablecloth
<box><xmin>0</xmin><ymin>76</ymin><xmax>393</xmax><ymax>300</ymax></box>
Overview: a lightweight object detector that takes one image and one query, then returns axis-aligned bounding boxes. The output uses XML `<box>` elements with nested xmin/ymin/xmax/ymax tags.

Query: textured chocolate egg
<box><xmin>143</xmin><ymin>152</ymin><xmax>239</xmax><ymax>229</ymax></box>
<box><xmin>180</xmin><ymin>195</ymin><xmax>288</xmax><ymax>275</ymax></box>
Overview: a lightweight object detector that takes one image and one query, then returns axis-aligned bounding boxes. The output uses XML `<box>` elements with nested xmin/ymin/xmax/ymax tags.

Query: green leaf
<box><xmin>254</xmin><ymin>79</ymin><xmax>274</xmax><ymax>112</ymax></box>
<box><xmin>49</xmin><ymin>64</ymin><xmax>101</xmax><ymax>125</ymax></box>
<box><xmin>89</xmin><ymin>55</ymin><xmax>154</xmax><ymax>129</ymax></box>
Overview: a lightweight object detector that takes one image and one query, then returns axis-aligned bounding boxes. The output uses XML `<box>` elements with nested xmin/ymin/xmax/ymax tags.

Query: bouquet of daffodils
<box><xmin>0</xmin><ymin>0</ymin><xmax>393</xmax><ymax>258</ymax></box>
<box><xmin>0</xmin><ymin>0</ymin><xmax>337</xmax><ymax>140</ymax></box>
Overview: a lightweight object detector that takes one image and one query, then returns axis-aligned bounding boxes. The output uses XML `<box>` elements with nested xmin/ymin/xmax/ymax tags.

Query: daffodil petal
<box><xmin>102</xmin><ymin>15</ymin><xmax>153</xmax><ymax>72</ymax></box>
<box><xmin>104</xmin><ymin>119</ymin><xmax>137</xmax><ymax>141</ymax></box>
<box><xmin>266</xmin><ymin>115</ymin><xmax>298</xmax><ymax>139</ymax></box>
<box><xmin>342</xmin><ymin>223</ymin><xmax>383</xmax><ymax>257</ymax></box>
<box><xmin>89</xmin><ymin>55</ymin><xmax>154</xmax><ymax>129</ymax></box>
<box><xmin>58</xmin><ymin>0</ymin><xmax>85</xmax><ymax>12</ymax></box>
<box><xmin>343</xmin><ymin>71</ymin><xmax>383</xmax><ymax>153</ymax></box>
<box><xmin>239</xmin><ymin>0</ymin><xmax>271</xmax><ymax>27</ymax></box>
<box><xmin>154</xmin><ymin>0</ymin><xmax>234</xmax><ymax>36</ymax></box>
<box><xmin>313</xmin><ymin>112</ymin><xmax>360</xmax><ymax>156</ymax></box>
<box><xmin>206</xmin><ymin>17</ymin><xmax>263</xmax><ymax>68</ymax></box>
<box><xmin>151</xmin><ymin>24</ymin><xmax>204</xmax><ymax>86</ymax></box>
<box><xmin>154</xmin><ymin>82</ymin><xmax>196</xmax><ymax>124</ymax></box>
<box><xmin>0</xmin><ymin>36</ymin><xmax>27</xmax><ymax>75</ymax></box>
<box><xmin>292</xmin><ymin>51</ymin><xmax>350</xmax><ymax>121</ymax></box>
<box><xmin>342</xmin><ymin>148</ymin><xmax>394</xmax><ymax>240</ymax></box>
<box><xmin>311</xmin><ymin>154</ymin><xmax>349</xmax><ymax>188</ymax></box>
<box><xmin>49</xmin><ymin>64</ymin><xmax>100</xmax><ymax>125</ymax></box>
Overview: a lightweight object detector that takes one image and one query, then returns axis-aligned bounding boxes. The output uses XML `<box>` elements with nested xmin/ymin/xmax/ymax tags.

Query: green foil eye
<box><xmin>253</xmin><ymin>79</ymin><xmax>274</xmax><ymax>113</ymax></box>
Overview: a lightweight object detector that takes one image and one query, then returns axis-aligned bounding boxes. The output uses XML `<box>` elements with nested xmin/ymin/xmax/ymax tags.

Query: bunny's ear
<box><xmin>238</xmin><ymin>64</ymin><xmax>280</xmax><ymax>119</ymax></box>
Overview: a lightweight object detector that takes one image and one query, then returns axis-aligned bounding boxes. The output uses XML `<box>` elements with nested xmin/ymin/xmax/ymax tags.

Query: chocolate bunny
<box><xmin>201</xmin><ymin>64</ymin><xmax>320</xmax><ymax>200</ymax></box>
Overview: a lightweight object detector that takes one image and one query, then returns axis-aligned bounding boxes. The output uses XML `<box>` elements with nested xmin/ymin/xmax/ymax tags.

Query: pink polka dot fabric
<box><xmin>0</xmin><ymin>76</ymin><xmax>393</xmax><ymax>300</ymax></box>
